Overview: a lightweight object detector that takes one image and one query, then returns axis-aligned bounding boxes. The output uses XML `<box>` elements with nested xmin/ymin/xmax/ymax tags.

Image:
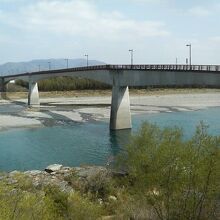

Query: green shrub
<box><xmin>67</xmin><ymin>192</ymin><xmax>105</xmax><ymax>220</ymax></box>
<box><xmin>0</xmin><ymin>177</ymin><xmax>105</xmax><ymax>220</ymax></box>
<box><xmin>117</xmin><ymin>122</ymin><xmax>220</xmax><ymax>219</ymax></box>
<box><xmin>0</xmin><ymin>182</ymin><xmax>48</xmax><ymax>220</ymax></box>
<box><xmin>15</xmin><ymin>77</ymin><xmax>110</xmax><ymax>91</ymax></box>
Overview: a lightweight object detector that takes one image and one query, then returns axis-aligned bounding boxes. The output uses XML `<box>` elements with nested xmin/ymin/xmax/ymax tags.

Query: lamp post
<box><xmin>48</xmin><ymin>62</ymin><xmax>51</xmax><ymax>70</ymax></box>
<box><xmin>38</xmin><ymin>65</ymin><xmax>41</xmax><ymax>72</ymax></box>
<box><xmin>186</xmin><ymin>44</ymin><xmax>192</xmax><ymax>66</ymax></box>
<box><xmin>65</xmin><ymin>59</ymin><xmax>69</xmax><ymax>69</ymax></box>
<box><xmin>129</xmin><ymin>49</ymin><xmax>134</xmax><ymax>66</ymax></box>
<box><xmin>85</xmin><ymin>54</ymin><xmax>88</xmax><ymax>67</ymax></box>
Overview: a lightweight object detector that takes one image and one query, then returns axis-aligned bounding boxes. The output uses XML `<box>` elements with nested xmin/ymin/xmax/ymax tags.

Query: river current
<box><xmin>0</xmin><ymin>107</ymin><xmax>220</xmax><ymax>171</ymax></box>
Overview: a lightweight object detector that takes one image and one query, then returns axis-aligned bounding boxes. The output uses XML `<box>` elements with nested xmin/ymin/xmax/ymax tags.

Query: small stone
<box><xmin>108</xmin><ymin>195</ymin><xmax>117</xmax><ymax>201</ymax></box>
<box><xmin>98</xmin><ymin>198</ymin><xmax>103</xmax><ymax>205</ymax></box>
<box><xmin>62</xmin><ymin>166</ymin><xmax>71</xmax><ymax>171</ymax></box>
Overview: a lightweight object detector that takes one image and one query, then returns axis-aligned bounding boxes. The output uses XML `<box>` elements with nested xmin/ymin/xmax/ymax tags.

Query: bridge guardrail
<box><xmin>107</xmin><ymin>64</ymin><xmax>220</xmax><ymax>72</ymax></box>
<box><xmin>2</xmin><ymin>64</ymin><xmax>220</xmax><ymax>79</ymax></box>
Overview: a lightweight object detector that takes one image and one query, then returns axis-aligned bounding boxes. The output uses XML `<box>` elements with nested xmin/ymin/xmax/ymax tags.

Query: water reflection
<box><xmin>109</xmin><ymin>129</ymin><xmax>132</xmax><ymax>155</ymax></box>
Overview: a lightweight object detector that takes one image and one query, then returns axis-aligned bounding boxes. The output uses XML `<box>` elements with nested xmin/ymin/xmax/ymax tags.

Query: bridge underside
<box><xmin>1</xmin><ymin>66</ymin><xmax>220</xmax><ymax>130</ymax></box>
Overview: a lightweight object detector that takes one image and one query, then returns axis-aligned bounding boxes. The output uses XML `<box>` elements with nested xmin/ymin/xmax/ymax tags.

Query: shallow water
<box><xmin>0</xmin><ymin>107</ymin><xmax>220</xmax><ymax>171</ymax></box>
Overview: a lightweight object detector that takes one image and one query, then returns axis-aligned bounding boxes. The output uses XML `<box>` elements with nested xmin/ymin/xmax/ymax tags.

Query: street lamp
<box><xmin>38</xmin><ymin>65</ymin><xmax>41</xmax><ymax>72</ymax></box>
<box><xmin>65</xmin><ymin>59</ymin><xmax>69</xmax><ymax>69</ymax></box>
<box><xmin>84</xmin><ymin>54</ymin><xmax>88</xmax><ymax>67</ymax></box>
<box><xmin>186</xmin><ymin>44</ymin><xmax>192</xmax><ymax>66</ymax></box>
<box><xmin>48</xmin><ymin>61</ymin><xmax>51</xmax><ymax>70</ymax></box>
<box><xmin>129</xmin><ymin>49</ymin><xmax>134</xmax><ymax>66</ymax></box>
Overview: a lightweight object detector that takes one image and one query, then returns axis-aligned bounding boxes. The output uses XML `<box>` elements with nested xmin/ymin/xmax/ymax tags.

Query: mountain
<box><xmin>0</xmin><ymin>59</ymin><xmax>105</xmax><ymax>76</ymax></box>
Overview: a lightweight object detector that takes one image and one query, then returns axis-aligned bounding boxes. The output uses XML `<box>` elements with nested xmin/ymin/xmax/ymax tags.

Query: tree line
<box><xmin>15</xmin><ymin>77</ymin><xmax>110</xmax><ymax>91</ymax></box>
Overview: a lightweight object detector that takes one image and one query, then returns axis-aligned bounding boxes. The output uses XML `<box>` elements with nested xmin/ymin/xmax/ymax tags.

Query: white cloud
<box><xmin>209</xmin><ymin>36</ymin><xmax>220</xmax><ymax>43</ymax></box>
<box><xmin>129</xmin><ymin>0</ymin><xmax>170</xmax><ymax>3</ymax></box>
<box><xmin>188</xmin><ymin>6</ymin><xmax>211</xmax><ymax>17</ymax></box>
<box><xmin>0</xmin><ymin>0</ymin><xmax>170</xmax><ymax>41</ymax></box>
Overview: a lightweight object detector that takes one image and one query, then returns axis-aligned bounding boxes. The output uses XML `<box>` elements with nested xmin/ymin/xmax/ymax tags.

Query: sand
<box><xmin>0</xmin><ymin>92</ymin><xmax>220</xmax><ymax>130</ymax></box>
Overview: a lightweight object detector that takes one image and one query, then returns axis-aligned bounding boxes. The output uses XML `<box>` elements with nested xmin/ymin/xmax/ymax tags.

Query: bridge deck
<box><xmin>2</xmin><ymin>64</ymin><xmax>220</xmax><ymax>79</ymax></box>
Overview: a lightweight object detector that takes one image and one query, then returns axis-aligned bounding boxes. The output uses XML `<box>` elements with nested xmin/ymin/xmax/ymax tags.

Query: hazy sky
<box><xmin>0</xmin><ymin>0</ymin><xmax>220</xmax><ymax>65</ymax></box>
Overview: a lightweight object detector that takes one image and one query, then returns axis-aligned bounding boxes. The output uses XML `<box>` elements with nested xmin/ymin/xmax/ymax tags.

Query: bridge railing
<box><xmin>2</xmin><ymin>64</ymin><xmax>220</xmax><ymax>78</ymax></box>
<box><xmin>107</xmin><ymin>64</ymin><xmax>220</xmax><ymax>72</ymax></box>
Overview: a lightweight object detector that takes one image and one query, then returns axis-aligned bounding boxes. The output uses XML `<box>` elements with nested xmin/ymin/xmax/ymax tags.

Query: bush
<box><xmin>0</xmin><ymin>180</ymin><xmax>48</xmax><ymax>220</ymax></box>
<box><xmin>15</xmin><ymin>77</ymin><xmax>110</xmax><ymax>91</ymax></box>
<box><xmin>117</xmin><ymin>122</ymin><xmax>220</xmax><ymax>219</ymax></box>
<box><xmin>0</xmin><ymin>176</ymin><xmax>105</xmax><ymax>220</ymax></box>
<box><xmin>67</xmin><ymin>192</ymin><xmax>105</xmax><ymax>220</ymax></box>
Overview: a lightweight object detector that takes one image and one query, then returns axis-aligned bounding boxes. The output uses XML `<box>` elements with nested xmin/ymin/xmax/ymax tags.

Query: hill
<box><xmin>0</xmin><ymin>58</ymin><xmax>105</xmax><ymax>76</ymax></box>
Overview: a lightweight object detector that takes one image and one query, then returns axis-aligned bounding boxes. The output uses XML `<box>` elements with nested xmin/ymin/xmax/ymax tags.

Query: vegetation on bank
<box><xmin>15</xmin><ymin>77</ymin><xmax>110</xmax><ymax>91</ymax></box>
<box><xmin>0</xmin><ymin>122</ymin><xmax>219</xmax><ymax>219</ymax></box>
<box><xmin>117</xmin><ymin>122</ymin><xmax>220</xmax><ymax>219</ymax></box>
<box><xmin>13</xmin><ymin>78</ymin><xmax>220</xmax><ymax>96</ymax></box>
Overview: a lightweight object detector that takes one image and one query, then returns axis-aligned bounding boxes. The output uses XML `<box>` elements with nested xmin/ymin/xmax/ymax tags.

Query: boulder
<box><xmin>74</xmin><ymin>166</ymin><xmax>108</xmax><ymax>179</ymax></box>
<box><xmin>24</xmin><ymin>170</ymin><xmax>43</xmax><ymax>176</ymax></box>
<box><xmin>45</xmin><ymin>164</ymin><xmax>63</xmax><ymax>173</ymax></box>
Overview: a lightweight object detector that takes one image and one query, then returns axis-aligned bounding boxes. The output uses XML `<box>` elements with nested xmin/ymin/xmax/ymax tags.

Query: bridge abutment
<box><xmin>110</xmin><ymin>84</ymin><xmax>131</xmax><ymax>130</ymax></box>
<box><xmin>28</xmin><ymin>80</ymin><xmax>40</xmax><ymax>107</ymax></box>
<box><xmin>0</xmin><ymin>78</ymin><xmax>7</xmax><ymax>99</ymax></box>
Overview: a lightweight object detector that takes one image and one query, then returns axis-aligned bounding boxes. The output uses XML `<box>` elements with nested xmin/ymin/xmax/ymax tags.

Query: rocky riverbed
<box><xmin>0</xmin><ymin>92</ymin><xmax>220</xmax><ymax>130</ymax></box>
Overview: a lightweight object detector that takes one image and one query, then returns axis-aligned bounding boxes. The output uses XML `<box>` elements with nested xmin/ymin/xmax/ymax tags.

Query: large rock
<box><xmin>24</xmin><ymin>170</ymin><xmax>43</xmax><ymax>176</ymax></box>
<box><xmin>74</xmin><ymin>166</ymin><xmax>108</xmax><ymax>179</ymax></box>
<box><xmin>45</xmin><ymin>164</ymin><xmax>63</xmax><ymax>173</ymax></box>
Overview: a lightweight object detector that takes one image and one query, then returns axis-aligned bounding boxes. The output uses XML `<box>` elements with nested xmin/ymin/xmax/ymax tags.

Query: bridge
<box><xmin>1</xmin><ymin>64</ymin><xmax>220</xmax><ymax>130</ymax></box>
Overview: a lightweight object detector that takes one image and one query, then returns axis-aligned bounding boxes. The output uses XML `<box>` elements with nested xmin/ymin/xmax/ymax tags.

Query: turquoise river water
<box><xmin>0</xmin><ymin>107</ymin><xmax>220</xmax><ymax>172</ymax></box>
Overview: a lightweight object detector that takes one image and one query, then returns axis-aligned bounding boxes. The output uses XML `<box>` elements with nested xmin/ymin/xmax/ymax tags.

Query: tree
<box><xmin>118</xmin><ymin>122</ymin><xmax>220</xmax><ymax>219</ymax></box>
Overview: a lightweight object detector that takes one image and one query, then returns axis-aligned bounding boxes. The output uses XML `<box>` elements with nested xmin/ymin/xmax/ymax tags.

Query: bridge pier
<box><xmin>0</xmin><ymin>78</ymin><xmax>7</xmax><ymax>99</ymax></box>
<box><xmin>28</xmin><ymin>79</ymin><xmax>40</xmax><ymax>107</ymax></box>
<box><xmin>110</xmin><ymin>85</ymin><xmax>131</xmax><ymax>130</ymax></box>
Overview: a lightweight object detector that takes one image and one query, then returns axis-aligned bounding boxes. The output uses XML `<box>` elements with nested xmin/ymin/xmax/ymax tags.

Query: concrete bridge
<box><xmin>1</xmin><ymin>64</ymin><xmax>220</xmax><ymax>130</ymax></box>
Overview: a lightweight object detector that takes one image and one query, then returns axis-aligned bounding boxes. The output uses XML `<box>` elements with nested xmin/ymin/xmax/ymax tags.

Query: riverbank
<box><xmin>0</xmin><ymin>164</ymin><xmax>120</xmax><ymax>219</ymax></box>
<box><xmin>4</xmin><ymin>88</ymin><xmax>220</xmax><ymax>99</ymax></box>
<box><xmin>1</xmin><ymin>164</ymin><xmax>110</xmax><ymax>194</ymax></box>
<box><xmin>0</xmin><ymin>90</ymin><xmax>220</xmax><ymax>130</ymax></box>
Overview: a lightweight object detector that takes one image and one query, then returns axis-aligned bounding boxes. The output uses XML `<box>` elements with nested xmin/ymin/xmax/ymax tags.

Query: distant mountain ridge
<box><xmin>0</xmin><ymin>59</ymin><xmax>105</xmax><ymax>76</ymax></box>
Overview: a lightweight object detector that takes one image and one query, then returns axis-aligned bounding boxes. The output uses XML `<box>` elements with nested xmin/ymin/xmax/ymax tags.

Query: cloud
<box><xmin>188</xmin><ymin>6</ymin><xmax>211</xmax><ymax>17</ymax></box>
<box><xmin>209</xmin><ymin>36</ymin><xmax>220</xmax><ymax>43</ymax></box>
<box><xmin>128</xmin><ymin>0</ymin><xmax>170</xmax><ymax>3</ymax></box>
<box><xmin>0</xmin><ymin>0</ymin><xmax>170</xmax><ymax>41</ymax></box>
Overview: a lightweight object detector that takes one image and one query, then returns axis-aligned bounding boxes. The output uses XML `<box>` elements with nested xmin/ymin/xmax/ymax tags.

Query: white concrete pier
<box><xmin>28</xmin><ymin>79</ymin><xmax>40</xmax><ymax>107</ymax></box>
<box><xmin>110</xmin><ymin>85</ymin><xmax>131</xmax><ymax>130</ymax></box>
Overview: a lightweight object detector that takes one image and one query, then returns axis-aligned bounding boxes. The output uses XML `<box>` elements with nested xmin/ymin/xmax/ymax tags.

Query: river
<box><xmin>0</xmin><ymin>107</ymin><xmax>220</xmax><ymax>171</ymax></box>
